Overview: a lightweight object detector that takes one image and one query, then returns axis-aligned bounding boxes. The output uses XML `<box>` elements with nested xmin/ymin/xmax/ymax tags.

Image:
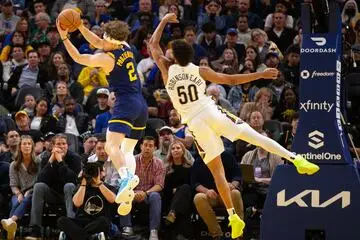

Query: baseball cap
<box><xmin>265</xmin><ymin>51</ymin><xmax>279</xmax><ymax>59</ymax></box>
<box><xmin>15</xmin><ymin>110</ymin><xmax>28</xmax><ymax>119</ymax></box>
<box><xmin>157</xmin><ymin>126</ymin><xmax>174</xmax><ymax>135</ymax></box>
<box><xmin>96</xmin><ymin>88</ymin><xmax>110</xmax><ymax>97</ymax></box>
<box><xmin>226</xmin><ymin>28</ymin><xmax>237</xmax><ymax>35</ymax></box>
<box><xmin>44</xmin><ymin>132</ymin><xmax>55</xmax><ymax>140</ymax></box>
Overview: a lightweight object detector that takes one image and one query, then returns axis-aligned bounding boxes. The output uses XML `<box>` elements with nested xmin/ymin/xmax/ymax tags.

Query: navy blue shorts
<box><xmin>108</xmin><ymin>93</ymin><xmax>148</xmax><ymax>140</ymax></box>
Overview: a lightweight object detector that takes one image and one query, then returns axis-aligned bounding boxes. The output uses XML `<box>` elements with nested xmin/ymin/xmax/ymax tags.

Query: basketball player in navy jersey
<box><xmin>56</xmin><ymin>19</ymin><xmax>147</xmax><ymax>215</ymax></box>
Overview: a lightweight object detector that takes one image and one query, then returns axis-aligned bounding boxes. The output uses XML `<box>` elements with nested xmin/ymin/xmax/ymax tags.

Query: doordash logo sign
<box><xmin>311</xmin><ymin>37</ymin><xmax>326</xmax><ymax>46</ymax></box>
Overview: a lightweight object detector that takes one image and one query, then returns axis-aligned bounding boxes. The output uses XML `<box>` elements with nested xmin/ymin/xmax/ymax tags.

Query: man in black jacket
<box><xmin>26</xmin><ymin>134</ymin><xmax>81</xmax><ymax>240</ymax></box>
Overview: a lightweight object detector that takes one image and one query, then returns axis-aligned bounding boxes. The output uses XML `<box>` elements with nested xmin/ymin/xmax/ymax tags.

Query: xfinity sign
<box><xmin>277</xmin><ymin>190</ymin><xmax>351</xmax><ymax>208</ymax></box>
<box><xmin>300</xmin><ymin>100</ymin><xmax>334</xmax><ymax>113</ymax></box>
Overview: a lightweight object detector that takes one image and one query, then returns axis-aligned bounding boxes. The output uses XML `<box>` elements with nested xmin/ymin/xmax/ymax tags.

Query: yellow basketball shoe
<box><xmin>228</xmin><ymin>214</ymin><xmax>245</xmax><ymax>238</ymax></box>
<box><xmin>293</xmin><ymin>154</ymin><xmax>320</xmax><ymax>175</ymax></box>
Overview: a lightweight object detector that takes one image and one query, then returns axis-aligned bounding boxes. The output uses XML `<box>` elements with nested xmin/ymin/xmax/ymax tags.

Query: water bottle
<box><xmin>254</xmin><ymin>167</ymin><xmax>262</xmax><ymax>178</ymax></box>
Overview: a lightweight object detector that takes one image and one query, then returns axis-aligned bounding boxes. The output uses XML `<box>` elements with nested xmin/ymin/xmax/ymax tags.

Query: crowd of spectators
<box><xmin>0</xmin><ymin>0</ymin><xmax>358</xmax><ymax>240</ymax></box>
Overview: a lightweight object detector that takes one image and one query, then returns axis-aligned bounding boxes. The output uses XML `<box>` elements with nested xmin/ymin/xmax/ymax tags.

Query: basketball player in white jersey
<box><xmin>149</xmin><ymin>13</ymin><xmax>320</xmax><ymax>238</ymax></box>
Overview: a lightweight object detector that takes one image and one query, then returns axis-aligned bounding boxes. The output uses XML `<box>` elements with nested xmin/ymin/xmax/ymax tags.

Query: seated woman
<box><xmin>163</xmin><ymin>140</ymin><xmax>194</xmax><ymax>239</ymax></box>
<box><xmin>1</xmin><ymin>135</ymin><xmax>39</xmax><ymax>240</ymax></box>
<box><xmin>239</xmin><ymin>87</ymin><xmax>274</xmax><ymax>121</ymax></box>
<box><xmin>241</xmin><ymin>131</ymin><xmax>284</xmax><ymax>215</ymax></box>
<box><xmin>30</xmin><ymin>97</ymin><xmax>58</xmax><ymax>134</ymax></box>
<box><xmin>211</xmin><ymin>47</ymin><xmax>239</xmax><ymax>73</ymax></box>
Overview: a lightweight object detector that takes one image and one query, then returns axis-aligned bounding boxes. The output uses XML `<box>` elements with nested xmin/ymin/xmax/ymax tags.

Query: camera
<box><xmin>81</xmin><ymin>162</ymin><xmax>103</xmax><ymax>185</ymax></box>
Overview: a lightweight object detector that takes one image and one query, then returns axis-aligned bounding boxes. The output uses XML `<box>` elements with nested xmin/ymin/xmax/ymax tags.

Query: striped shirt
<box><xmin>135</xmin><ymin>154</ymin><xmax>165</xmax><ymax>192</ymax></box>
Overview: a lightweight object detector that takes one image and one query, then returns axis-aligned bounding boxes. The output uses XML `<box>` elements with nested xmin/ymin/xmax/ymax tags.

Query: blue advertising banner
<box><xmin>261</xmin><ymin>165</ymin><xmax>360</xmax><ymax>240</ymax></box>
<box><xmin>292</xmin><ymin>33</ymin><xmax>352</xmax><ymax>164</ymax></box>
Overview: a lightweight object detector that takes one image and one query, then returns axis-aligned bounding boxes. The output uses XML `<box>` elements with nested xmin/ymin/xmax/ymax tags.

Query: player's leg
<box><xmin>117</xmin><ymin>102</ymin><xmax>147</xmax><ymax>215</ymax></box>
<box><xmin>121</xmin><ymin>138</ymin><xmax>138</xmax><ymax>174</ymax></box>
<box><xmin>104</xmin><ymin>129</ymin><xmax>126</xmax><ymax>173</ymax></box>
<box><xmin>188</xmin><ymin>115</ymin><xmax>245</xmax><ymax>238</ymax></box>
<box><xmin>215</xmin><ymin>106</ymin><xmax>319</xmax><ymax>175</ymax></box>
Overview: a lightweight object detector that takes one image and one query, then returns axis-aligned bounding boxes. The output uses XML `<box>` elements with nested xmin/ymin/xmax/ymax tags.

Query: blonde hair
<box><xmin>254</xmin><ymin>87</ymin><xmax>272</xmax><ymax>103</ymax></box>
<box><xmin>165</xmin><ymin>140</ymin><xmax>192</xmax><ymax>174</ymax></box>
<box><xmin>103</xmin><ymin>20</ymin><xmax>130</xmax><ymax>42</ymax></box>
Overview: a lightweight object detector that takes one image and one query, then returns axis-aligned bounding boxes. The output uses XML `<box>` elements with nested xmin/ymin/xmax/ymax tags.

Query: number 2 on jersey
<box><xmin>177</xmin><ymin>84</ymin><xmax>199</xmax><ymax>104</ymax></box>
<box><xmin>126</xmin><ymin>62</ymin><xmax>137</xmax><ymax>81</ymax></box>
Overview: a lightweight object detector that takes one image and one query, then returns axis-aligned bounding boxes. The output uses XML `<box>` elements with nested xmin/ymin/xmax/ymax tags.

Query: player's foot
<box><xmin>118</xmin><ymin>201</ymin><xmax>132</xmax><ymax>215</ymax></box>
<box><xmin>115</xmin><ymin>172</ymin><xmax>139</xmax><ymax>204</ymax></box>
<box><xmin>293</xmin><ymin>154</ymin><xmax>320</xmax><ymax>175</ymax></box>
<box><xmin>228</xmin><ymin>214</ymin><xmax>245</xmax><ymax>238</ymax></box>
<box><xmin>1</xmin><ymin>218</ymin><xmax>17</xmax><ymax>240</ymax></box>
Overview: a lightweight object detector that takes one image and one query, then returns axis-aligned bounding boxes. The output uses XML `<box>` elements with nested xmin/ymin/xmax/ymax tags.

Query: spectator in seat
<box><xmin>168</xmin><ymin>109</ymin><xmax>194</xmax><ymax>149</ymax></box>
<box><xmin>89</xmin><ymin>88</ymin><xmax>110</xmax><ymax>121</ymax></box>
<box><xmin>227</xmin><ymin>67</ymin><xmax>258</xmax><ymax>114</ymax></box>
<box><xmin>26</xmin><ymin>134</ymin><xmax>81</xmax><ymax>240</ymax></box>
<box><xmin>236</xmin><ymin>14</ymin><xmax>252</xmax><ymax>47</ymax></box>
<box><xmin>239</xmin><ymin>87</ymin><xmax>274</xmax><ymax>121</ymax></box>
<box><xmin>94</xmin><ymin>91</ymin><xmax>115</xmax><ymax>134</ymax></box>
<box><xmin>192</xmin><ymin>151</ymin><xmax>244</xmax><ymax>239</ymax></box>
<box><xmin>77</xmin><ymin>65</ymin><xmax>108</xmax><ymax>102</ymax></box>
<box><xmin>0</xmin><ymin>31</ymin><xmax>32</xmax><ymax>62</ymax></box>
<box><xmin>7</xmin><ymin>50</ymin><xmax>49</xmax><ymax>98</ymax></box>
<box><xmin>51</xmin><ymin>0</ymin><xmax>96</xmax><ymax>20</ymax></box>
<box><xmin>197</xmin><ymin>0</ymin><xmax>226</xmax><ymax>34</ymax></box>
<box><xmin>54</xmin><ymin>63</ymin><xmax>84</xmax><ymax>105</ymax></box>
<box><xmin>197</xmin><ymin>22</ymin><xmax>222</xmax><ymax>61</ymax></box>
<box><xmin>80</xmin><ymin>134</ymin><xmax>98</xmax><ymax>164</ymax></box>
<box><xmin>183</xmin><ymin>25</ymin><xmax>207</xmax><ymax>65</ymax></box>
<box><xmin>266</xmin><ymin>11</ymin><xmax>297</xmax><ymax>54</ymax></box>
<box><xmin>154</xmin><ymin>126</ymin><xmax>194</xmax><ymax>163</ymax></box>
<box><xmin>279</xmin><ymin>44</ymin><xmax>300</xmax><ymax>87</ymax></box>
<box><xmin>30</xmin><ymin>97</ymin><xmax>58</xmax><ymax>135</ymax></box>
<box><xmin>250</xmin><ymin>28</ymin><xmax>283</xmax><ymax>63</ymax></box>
<box><xmin>56</xmin><ymin>96</ymin><xmax>90</xmax><ymax>137</ymax></box>
<box><xmin>21</xmin><ymin>94</ymin><xmax>36</xmax><ymax>118</ymax></box>
<box><xmin>0</xmin><ymin>130</ymin><xmax>20</xmax><ymax>163</ymax></box>
<box><xmin>14</xmin><ymin>110</ymin><xmax>43</xmax><ymax>147</ymax></box>
<box><xmin>241</xmin><ymin>131</ymin><xmax>284</xmax><ymax>214</ymax></box>
<box><xmin>163</xmin><ymin>140</ymin><xmax>193</xmax><ymax>239</ymax></box>
<box><xmin>264</xmin><ymin>1</ymin><xmax>294</xmax><ymax>32</ymax></box>
<box><xmin>273</xmin><ymin>85</ymin><xmax>299</xmax><ymax>123</ymax></box>
<box><xmin>216</xmin><ymin>28</ymin><xmax>246</xmax><ymax>63</ymax></box>
<box><xmin>30</xmin><ymin>12</ymin><xmax>51</xmax><ymax>45</ymax></box>
<box><xmin>92</xmin><ymin>0</ymin><xmax>112</xmax><ymax>26</ymax></box>
<box><xmin>234</xmin><ymin>0</ymin><xmax>262</xmax><ymax>29</ymax></box>
<box><xmin>264</xmin><ymin>52</ymin><xmax>280</xmax><ymax>69</ymax></box>
<box><xmin>0</xmin><ymin>0</ymin><xmax>20</xmax><ymax>38</ymax></box>
<box><xmin>212</xmin><ymin>47</ymin><xmax>239</xmax><ymax>73</ymax></box>
<box><xmin>51</xmin><ymin>81</ymin><xmax>69</xmax><ymax>118</ymax></box>
<box><xmin>281</xmin><ymin>112</ymin><xmax>299</xmax><ymax>150</ymax></box>
<box><xmin>57</xmin><ymin>161</ymin><xmax>115</xmax><ymax>240</ymax></box>
<box><xmin>126</xmin><ymin>0</ymin><xmax>159</xmax><ymax>32</ymax></box>
<box><xmin>120</xmin><ymin>136</ymin><xmax>165</xmax><ymax>240</ymax></box>
<box><xmin>36</xmin><ymin>131</ymin><xmax>55</xmax><ymax>165</ymax></box>
<box><xmin>1</xmin><ymin>135</ymin><xmax>39</xmax><ymax>240</ymax></box>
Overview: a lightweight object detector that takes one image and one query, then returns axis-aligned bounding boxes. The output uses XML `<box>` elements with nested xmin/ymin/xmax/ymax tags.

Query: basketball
<box><xmin>57</xmin><ymin>8</ymin><xmax>81</xmax><ymax>33</ymax></box>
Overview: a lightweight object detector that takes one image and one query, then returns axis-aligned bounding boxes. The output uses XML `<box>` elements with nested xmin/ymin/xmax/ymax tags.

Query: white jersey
<box><xmin>166</xmin><ymin>63</ymin><xmax>213</xmax><ymax>123</ymax></box>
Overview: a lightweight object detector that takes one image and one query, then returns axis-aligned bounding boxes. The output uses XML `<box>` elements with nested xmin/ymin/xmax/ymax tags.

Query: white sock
<box><xmin>118</xmin><ymin>167</ymin><xmax>128</xmax><ymax>179</ymax></box>
<box><xmin>227</xmin><ymin>208</ymin><xmax>236</xmax><ymax>217</ymax></box>
<box><xmin>121</xmin><ymin>138</ymin><xmax>138</xmax><ymax>175</ymax></box>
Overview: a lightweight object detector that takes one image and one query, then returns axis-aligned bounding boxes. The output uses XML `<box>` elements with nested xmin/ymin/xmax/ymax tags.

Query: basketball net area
<box><xmin>261</xmin><ymin>1</ymin><xmax>360</xmax><ymax>239</ymax></box>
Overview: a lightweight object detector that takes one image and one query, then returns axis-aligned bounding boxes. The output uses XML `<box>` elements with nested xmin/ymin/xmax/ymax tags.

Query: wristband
<box><xmin>61</xmin><ymin>37</ymin><xmax>68</xmax><ymax>41</ymax></box>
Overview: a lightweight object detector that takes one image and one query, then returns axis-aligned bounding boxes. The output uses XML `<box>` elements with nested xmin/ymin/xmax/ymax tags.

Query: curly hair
<box><xmin>103</xmin><ymin>20</ymin><xmax>130</xmax><ymax>42</ymax></box>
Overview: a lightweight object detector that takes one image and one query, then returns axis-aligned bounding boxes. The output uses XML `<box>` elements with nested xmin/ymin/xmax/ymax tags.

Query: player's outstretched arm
<box><xmin>199</xmin><ymin>67</ymin><xmax>279</xmax><ymax>85</ymax></box>
<box><xmin>57</xmin><ymin>20</ymin><xmax>114</xmax><ymax>73</ymax></box>
<box><xmin>78</xmin><ymin>22</ymin><xmax>105</xmax><ymax>49</ymax></box>
<box><xmin>149</xmin><ymin>13</ymin><xmax>178</xmax><ymax>83</ymax></box>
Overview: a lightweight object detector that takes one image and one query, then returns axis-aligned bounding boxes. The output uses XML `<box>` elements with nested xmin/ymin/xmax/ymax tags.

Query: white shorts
<box><xmin>186</xmin><ymin>103</ymin><xmax>249</xmax><ymax>164</ymax></box>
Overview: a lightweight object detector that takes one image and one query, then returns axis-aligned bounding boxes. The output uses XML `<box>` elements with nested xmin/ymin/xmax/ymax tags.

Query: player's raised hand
<box><xmin>56</xmin><ymin>18</ymin><xmax>69</xmax><ymax>40</ymax></box>
<box><xmin>262</xmin><ymin>68</ymin><xmax>279</xmax><ymax>80</ymax></box>
<box><xmin>163</xmin><ymin>13</ymin><xmax>179</xmax><ymax>24</ymax></box>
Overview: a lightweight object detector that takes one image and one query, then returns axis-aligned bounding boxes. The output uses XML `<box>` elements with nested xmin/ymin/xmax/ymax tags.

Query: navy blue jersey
<box><xmin>106</xmin><ymin>45</ymin><xmax>141</xmax><ymax>95</ymax></box>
